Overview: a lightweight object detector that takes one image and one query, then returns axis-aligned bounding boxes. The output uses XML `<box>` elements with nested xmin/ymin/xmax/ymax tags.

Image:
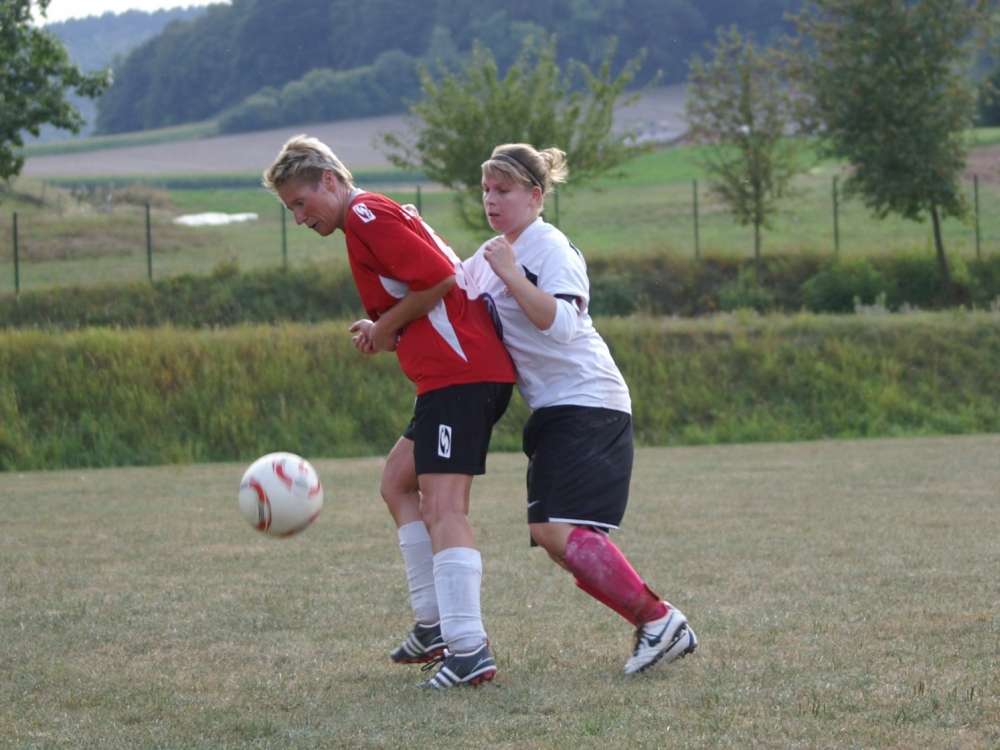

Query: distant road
<box><xmin>22</xmin><ymin>86</ymin><xmax>688</xmax><ymax>178</ymax></box>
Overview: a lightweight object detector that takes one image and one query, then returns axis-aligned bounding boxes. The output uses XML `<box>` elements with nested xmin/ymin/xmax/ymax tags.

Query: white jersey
<box><xmin>464</xmin><ymin>218</ymin><xmax>631</xmax><ymax>414</ymax></box>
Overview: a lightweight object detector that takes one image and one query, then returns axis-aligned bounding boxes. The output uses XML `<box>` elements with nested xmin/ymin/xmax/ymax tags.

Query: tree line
<box><xmin>94</xmin><ymin>0</ymin><xmax>802</xmax><ymax>135</ymax></box>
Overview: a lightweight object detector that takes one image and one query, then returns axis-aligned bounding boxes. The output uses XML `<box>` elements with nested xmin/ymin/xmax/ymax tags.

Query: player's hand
<box><xmin>482</xmin><ymin>237</ymin><xmax>518</xmax><ymax>279</ymax></box>
<box><xmin>369</xmin><ymin>319</ymin><xmax>399</xmax><ymax>352</ymax></box>
<box><xmin>349</xmin><ymin>319</ymin><xmax>378</xmax><ymax>354</ymax></box>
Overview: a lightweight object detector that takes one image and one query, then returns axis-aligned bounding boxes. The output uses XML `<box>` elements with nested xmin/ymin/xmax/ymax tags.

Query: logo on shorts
<box><xmin>437</xmin><ymin>425</ymin><xmax>452</xmax><ymax>458</ymax></box>
<box><xmin>353</xmin><ymin>203</ymin><xmax>377</xmax><ymax>223</ymax></box>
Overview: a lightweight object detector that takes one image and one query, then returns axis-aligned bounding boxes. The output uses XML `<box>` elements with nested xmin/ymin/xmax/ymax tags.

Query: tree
<box><xmin>685</xmin><ymin>27</ymin><xmax>807</xmax><ymax>280</ymax></box>
<box><xmin>794</xmin><ymin>0</ymin><xmax>999</xmax><ymax>296</ymax></box>
<box><xmin>377</xmin><ymin>35</ymin><xmax>649</xmax><ymax>232</ymax></box>
<box><xmin>0</xmin><ymin>0</ymin><xmax>111</xmax><ymax>183</ymax></box>
<box><xmin>978</xmin><ymin>61</ymin><xmax>1000</xmax><ymax>126</ymax></box>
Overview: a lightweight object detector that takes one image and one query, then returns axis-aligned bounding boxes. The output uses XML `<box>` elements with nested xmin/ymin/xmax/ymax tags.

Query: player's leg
<box><xmin>409</xmin><ymin>382</ymin><xmax>511</xmax><ymax>688</ymax></box>
<box><xmin>416</xmin><ymin>472</ymin><xmax>497</xmax><ymax>688</ymax></box>
<box><xmin>382</xmin><ymin>436</ymin><xmax>445</xmax><ymax>664</ymax></box>
<box><xmin>524</xmin><ymin>406</ymin><xmax>697</xmax><ymax>673</ymax></box>
<box><xmin>530</xmin><ymin>521</ymin><xmax>665</xmax><ymax>625</ymax></box>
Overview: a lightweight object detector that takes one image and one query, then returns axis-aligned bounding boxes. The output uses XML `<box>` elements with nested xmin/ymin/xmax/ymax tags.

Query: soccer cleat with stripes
<box><xmin>624</xmin><ymin>604</ymin><xmax>698</xmax><ymax>675</ymax></box>
<box><xmin>390</xmin><ymin>622</ymin><xmax>446</xmax><ymax>664</ymax></box>
<box><xmin>418</xmin><ymin>644</ymin><xmax>497</xmax><ymax>688</ymax></box>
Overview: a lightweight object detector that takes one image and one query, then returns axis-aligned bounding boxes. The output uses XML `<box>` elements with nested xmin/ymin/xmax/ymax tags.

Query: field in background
<box><xmin>2</xmin><ymin>436</ymin><xmax>998</xmax><ymax>748</ymax></box>
<box><xmin>2</xmin><ymin>144</ymin><xmax>998</xmax><ymax>295</ymax></box>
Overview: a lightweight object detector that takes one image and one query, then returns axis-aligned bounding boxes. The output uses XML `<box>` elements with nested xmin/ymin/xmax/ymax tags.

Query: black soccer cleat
<box><xmin>391</xmin><ymin>621</ymin><xmax>446</xmax><ymax>664</ymax></box>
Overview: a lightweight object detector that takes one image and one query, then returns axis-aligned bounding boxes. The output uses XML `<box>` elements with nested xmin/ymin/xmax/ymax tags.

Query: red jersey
<box><xmin>344</xmin><ymin>192</ymin><xmax>516</xmax><ymax>394</ymax></box>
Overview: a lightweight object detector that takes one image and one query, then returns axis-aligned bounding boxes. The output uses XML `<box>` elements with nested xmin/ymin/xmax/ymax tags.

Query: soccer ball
<box><xmin>238</xmin><ymin>452</ymin><xmax>323</xmax><ymax>537</ymax></box>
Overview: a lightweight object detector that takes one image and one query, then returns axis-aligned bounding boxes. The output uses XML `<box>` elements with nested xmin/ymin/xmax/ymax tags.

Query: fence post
<box><xmin>692</xmin><ymin>179</ymin><xmax>700</xmax><ymax>259</ymax></box>
<box><xmin>416</xmin><ymin>185</ymin><xmax>422</xmax><ymax>216</ymax></box>
<box><xmin>145</xmin><ymin>202</ymin><xmax>153</xmax><ymax>281</ymax></box>
<box><xmin>281</xmin><ymin>205</ymin><xmax>288</xmax><ymax>269</ymax></box>
<box><xmin>13</xmin><ymin>212</ymin><xmax>19</xmax><ymax>295</ymax></box>
<box><xmin>553</xmin><ymin>187</ymin><xmax>560</xmax><ymax>228</ymax></box>
<box><xmin>974</xmin><ymin>175</ymin><xmax>980</xmax><ymax>259</ymax></box>
<box><xmin>832</xmin><ymin>176</ymin><xmax>840</xmax><ymax>254</ymax></box>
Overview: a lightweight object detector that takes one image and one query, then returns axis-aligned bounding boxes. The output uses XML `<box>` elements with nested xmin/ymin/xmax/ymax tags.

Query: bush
<box><xmin>0</xmin><ymin>262</ymin><xmax>364</xmax><ymax>329</ymax></box>
<box><xmin>801</xmin><ymin>257</ymin><xmax>886</xmax><ymax>313</ymax></box>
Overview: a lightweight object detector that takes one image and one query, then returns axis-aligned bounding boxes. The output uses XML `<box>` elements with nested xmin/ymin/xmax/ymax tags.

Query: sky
<box><xmin>39</xmin><ymin>0</ymin><xmax>225</xmax><ymax>25</ymax></box>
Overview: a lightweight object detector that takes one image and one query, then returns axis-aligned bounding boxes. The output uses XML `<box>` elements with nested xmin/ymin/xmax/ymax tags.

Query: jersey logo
<box><xmin>437</xmin><ymin>425</ymin><xmax>452</xmax><ymax>458</ymax></box>
<box><xmin>353</xmin><ymin>203</ymin><xmax>377</xmax><ymax>223</ymax></box>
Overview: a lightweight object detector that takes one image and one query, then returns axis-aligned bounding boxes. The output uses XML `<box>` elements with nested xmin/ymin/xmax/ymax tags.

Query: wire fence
<box><xmin>1</xmin><ymin>174</ymin><xmax>997</xmax><ymax>296</ymax></box>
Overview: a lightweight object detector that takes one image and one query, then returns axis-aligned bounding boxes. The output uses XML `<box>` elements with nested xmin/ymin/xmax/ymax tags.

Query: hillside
<box><xmin>25</xmin><ymin>6</ymin><xmax>208</xmax><ymax>144</ymax></box>
<box><xmin>94</xmin><ymin>0</ymin><xmax>801</xmax><ymax>137</ymax></box>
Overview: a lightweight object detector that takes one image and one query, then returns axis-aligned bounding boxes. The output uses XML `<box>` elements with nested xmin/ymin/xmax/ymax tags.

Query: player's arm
<box><xmin>368</xmin><ymin>275</ymin><xmax>456</xmax><ymax>352</ymax></box>
<box><xmin>482</xmin><ymin>237</ymin><xmax>557</xmax><ymax>330</ymax></box>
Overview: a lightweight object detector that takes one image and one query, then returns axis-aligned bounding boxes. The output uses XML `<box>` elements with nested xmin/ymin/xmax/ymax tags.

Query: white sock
<box><xmin>433</xmin><ymin>547</ymin><xmax>487</xmax><ymax>655</ymax></box>
<box><xmin>397</xmin><ymin>521</ymin><xmax>438</xmax><ymax>625</ymax></box>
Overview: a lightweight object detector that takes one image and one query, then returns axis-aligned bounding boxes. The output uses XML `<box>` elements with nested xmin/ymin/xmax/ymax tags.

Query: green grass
<box><xmin>2</xmin><ymin>435</ymin><xmax>999</xmax><ymax>747</ymax></box>
<box><xmin>2</xmin><ymin>142</ymin><xmax>998</xmax><ymax>294</ymax></box>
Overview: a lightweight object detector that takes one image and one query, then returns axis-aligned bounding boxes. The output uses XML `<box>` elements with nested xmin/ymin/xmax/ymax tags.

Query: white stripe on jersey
<box><xmin>427</xmin><ymin>302</ymin><xmax>468</xmax><ymax>362</ymax></box>
<box><xmin>380</xmin><ymin>276</ymin><xmax>408</xmax><ymax>299</ymax></box>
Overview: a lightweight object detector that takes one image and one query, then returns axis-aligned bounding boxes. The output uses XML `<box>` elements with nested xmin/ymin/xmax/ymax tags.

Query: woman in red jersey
<box><xmin>264</xmin><ymin>135</ymin><xmax>516</xmax><ymax>689</ymax></box>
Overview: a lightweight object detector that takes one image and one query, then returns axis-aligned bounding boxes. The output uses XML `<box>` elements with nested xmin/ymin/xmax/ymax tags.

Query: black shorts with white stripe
<box><xmin>403</xmin><ymin>381</ymin><xmax>513</xmax><ymax>476</ymax></box>
<box><xmin>522</xmin><ymin>405</ymin><xmax>633</xmax><ymax>535</ymax></box>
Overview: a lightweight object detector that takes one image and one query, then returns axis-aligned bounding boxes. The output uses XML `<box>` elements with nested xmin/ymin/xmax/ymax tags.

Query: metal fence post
<box><xmin>146</xmin><ymin>202</ymin><xmax>153</xmax><ymax>281</ymax></box>
<box><xmin>416</xmin><ymin>185</ymin><xmax>422</xmax><ymax>216</ymax></box>
<box><xmin>832</xmin><ymin>176</ymin><xmax>840</xmax><ymax>254</ymax></box>
<box><xmin>693</xmin><ymin>179</ymin><xmax>700</xmax><ymax>259</ymax></box>
<box><xmin>553</xmin><ymin>187</ymin><xmax>560</xmax><ymax>228</ymax></box>
<box><xmin>974</xmin><ymin>175</ymin><xmax>980</xmax><ymax>259</ymax></box>
<box><xmin>13</xmin><ymin>212</ymin><xmax>19</xmax><ymax>295</ymax></box>
<box><xmin>281</xmin><ymin>205</ymin><xmax>288</xmax><ymax>269</ymax></box>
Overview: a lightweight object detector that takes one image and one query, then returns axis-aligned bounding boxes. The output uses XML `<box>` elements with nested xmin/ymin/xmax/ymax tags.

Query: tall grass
<box><xmin>2</xmin><ymin>312</ymin><xmax>998</xmax><ymax>471</ymax></box>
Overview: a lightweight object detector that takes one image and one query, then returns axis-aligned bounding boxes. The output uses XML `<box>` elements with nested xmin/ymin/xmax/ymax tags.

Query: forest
<box><xmin>94</xmin><ymin>0</ymin><xmax>802</xmax><ymax>135</ymax></box>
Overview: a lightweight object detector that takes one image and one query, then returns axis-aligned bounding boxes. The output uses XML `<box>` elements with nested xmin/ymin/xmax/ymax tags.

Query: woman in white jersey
<box><xmin>463</xmin><ymin>143</ymin><xmax>698</xmax><ymax>675</ymax></box>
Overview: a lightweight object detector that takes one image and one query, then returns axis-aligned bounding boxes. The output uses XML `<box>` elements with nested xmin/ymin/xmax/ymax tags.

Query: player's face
<box><xmin>482</xmin><ymin>172</ymin><xmax>542</xmax><ymax>241</ymax></box>
<box><xmin>277</xmin><ymin>171</ymin><xmax>348</xmax><ymax>236</ymax></box>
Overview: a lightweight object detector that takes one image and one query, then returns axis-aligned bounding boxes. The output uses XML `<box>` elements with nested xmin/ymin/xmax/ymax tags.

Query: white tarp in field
<box><xmin>173</xmin><ymin>212</ymin><xmax>258</xmax><ymax>226</ymax></box>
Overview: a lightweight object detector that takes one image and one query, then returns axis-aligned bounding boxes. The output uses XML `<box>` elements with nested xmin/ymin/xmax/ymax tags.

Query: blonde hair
<box><xmin>482</xmin><ymin>144</ymin><xmax>569</xmax><ymax>200</ymax></box>
<box><xmin>262</xmin><ymin>135</ymin><xmax>354</xmax><ymax>192</ymax></box>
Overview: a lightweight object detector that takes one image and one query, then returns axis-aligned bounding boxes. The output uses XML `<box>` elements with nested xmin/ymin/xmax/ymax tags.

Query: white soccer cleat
<box><xmin>624</xmin><ymin>604</ymin><xmax>698</xmax><ymax>675</ymax></box>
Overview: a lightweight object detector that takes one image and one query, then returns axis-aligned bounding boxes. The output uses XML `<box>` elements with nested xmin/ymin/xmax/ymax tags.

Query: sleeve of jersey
<box><xmin>348</xmin><ymin>203</ymin><xmax>455</xmax><ymax>291</ymax></box>
<box><xmin>537</xmin><ymin>240</ymin><xmax>590</xmax><ymax>344</ymax></box>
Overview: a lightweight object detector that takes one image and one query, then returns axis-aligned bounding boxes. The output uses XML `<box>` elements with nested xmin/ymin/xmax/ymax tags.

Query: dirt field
<box><xmin>22</xmin><ymin>86</ymin><xmax>688</xmax><ymax>178</ymax></box>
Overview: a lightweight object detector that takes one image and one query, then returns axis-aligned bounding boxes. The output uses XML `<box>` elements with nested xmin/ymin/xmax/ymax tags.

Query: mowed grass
<box><xmin>2</xmin><ymin>143</ymin><xmax>999</xmax><ymax>294</ymax></box>
<box><xmin>2</xmin><ymin>436</ymin><xmax>999</xmax><ymax>748</ymax></box>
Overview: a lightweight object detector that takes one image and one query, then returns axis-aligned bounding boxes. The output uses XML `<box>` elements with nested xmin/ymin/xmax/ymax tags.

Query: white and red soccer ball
<box><xmin>238</xmin><ymin>452</ymin><xmax>323</xmax><ymax>537</ymax></box>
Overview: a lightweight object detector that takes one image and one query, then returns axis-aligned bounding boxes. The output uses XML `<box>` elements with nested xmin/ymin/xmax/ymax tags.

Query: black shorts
<box><xmin>523</xmin><ymin>405</ymin><xmax>633</xmax><ymax>530</ymax></box>
<box><xmin>403</xmin><ymin>381</ymin><xmax>513</xmax><ymax>476</ymax></box>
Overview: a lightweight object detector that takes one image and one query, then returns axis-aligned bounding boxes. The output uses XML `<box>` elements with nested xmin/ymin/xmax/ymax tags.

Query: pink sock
<box><xmin>563</xmin><ymin>527</ymin><xmax>668</xmax><ymax>626</ymax></box>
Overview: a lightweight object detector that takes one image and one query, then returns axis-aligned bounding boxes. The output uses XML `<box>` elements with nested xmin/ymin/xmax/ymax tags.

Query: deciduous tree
<box><xmin>377</xmin><ymin>35</ymin><xmax>648</xmax><ymax>232</ymax></box>
<box><xmin>794</xmin><ymin>0</ymin><xmax>999</xmax><ymax>296</ymax></box>
<box><xmin>685</xmin><ymin>27</ymin><xmax>807</xmax><ymax>280</ymax></box>
<box><xmin>0</xmin><ymin>0</ymin><xmax>111</xmax><ymax>183</ymax></box>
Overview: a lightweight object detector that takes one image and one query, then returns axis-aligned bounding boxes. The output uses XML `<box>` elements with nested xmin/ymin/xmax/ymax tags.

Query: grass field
<box><xmin>3</xmin><ymin>435</ymin><xmax>999</xmax><ymax>748</ymax></box>
<box><xmin>2</xmin><ymin>143</ymin><xmax>998</xmax><ymax>294</ymax></box>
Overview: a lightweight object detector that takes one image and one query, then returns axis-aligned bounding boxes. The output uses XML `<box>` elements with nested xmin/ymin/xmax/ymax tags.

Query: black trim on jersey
<box><xmin>554</xmin><ymin>293</ymin><xmax>584</xmax><ymax>314</ymax></box>
<box><xmin>482</xmin><ymin>292</ymin><xmax>503</xmax><ymax>341</ymax></box>
<box><xmin>522</xmin><ymin>266</ymin><xmax>538</xmax><ymax>286</ymax></box>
